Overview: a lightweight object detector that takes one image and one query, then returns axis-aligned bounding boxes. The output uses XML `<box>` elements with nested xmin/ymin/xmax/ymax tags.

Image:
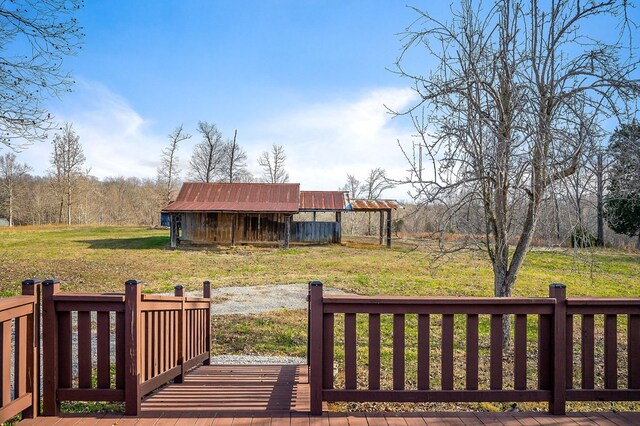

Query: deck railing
<box><xmin>308</xmin><ymin>282</ymin><xmax>640</xmax><ymax>415</ymax></box>
<box><xmin>41</xmin><ymin>279</ymin><xmax>211</xmax><ymax>416</ymax></box>
<box><xmin>0</xmin><ymin>280</ymin><xmax>39</xmax><ymax>423</ymax></box>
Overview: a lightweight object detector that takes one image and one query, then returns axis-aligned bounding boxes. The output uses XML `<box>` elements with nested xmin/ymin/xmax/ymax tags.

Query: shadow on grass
<box><xmin>79</xmin><ymin>236</ymin><xmax>169</xmax><ymax>250</ymax></box>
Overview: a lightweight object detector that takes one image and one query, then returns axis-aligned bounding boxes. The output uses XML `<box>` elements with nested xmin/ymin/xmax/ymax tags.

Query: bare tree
<box><xmin>0</xmin><ymin>153</ymin><xmax>30</xmax><ymax>226</ymax></box>
<box><xmin>221</xmin><ymin>130</ymin><xmax>250</xmax><ymax>183</ymax></box>
<box><xmin>189</xmin><ymin>121</ymin><xmax>225</xmax><ymax>183</ymax></box>
<box><xmin>158</xmin><ymin>125</ymin><xmax>190</xmax><ymax>204</ymax></box>
<box><xmin>50</xmin><ymin>123</ymin><xmax>85</xmax><ymax>224</ymax></box>
<box><xmin>341</xmin><ymin>174</ymin><xmax>363</xmax><ymax>201</ymax></box>
<box><xmin>394</xmin><ymin>0</ymin><xmax>640</xmax><ymax>299</ymax></box>
<box><xmin>258</xmin><ymin>144</ymin><xmax>289</xmax><ymax>183</ymax></box>
<box><xmin>363</xmin><ymin>168</ymin><xmax>394</xmax><ymax>235</ymax></box>
<box><xmin>0</xmin><ymin>1</ymin><xmax>83</xmax><ymax>150</ymax></box>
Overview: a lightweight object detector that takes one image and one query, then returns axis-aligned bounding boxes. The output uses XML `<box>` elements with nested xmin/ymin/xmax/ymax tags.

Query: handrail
<box><xmin>309</xmin><ymin>282</ymin><xmax>640</xmax><ymax>416</ymax></box>
<box><xmin>41</xmin><ymin>279</ymin><xmax>212</xmax><ymax>416</ymax></box>
<box><xmin>0</xmin><ymin>280</ymin><xmax>39</xmax><ymax>424</ymax></box>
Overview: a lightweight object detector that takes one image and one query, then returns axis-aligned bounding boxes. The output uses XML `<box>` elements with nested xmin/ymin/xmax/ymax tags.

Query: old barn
<box><xmin>162</xmin><ymin>183</ymin><xmax>348</xmax><ymax>248</ymax></box>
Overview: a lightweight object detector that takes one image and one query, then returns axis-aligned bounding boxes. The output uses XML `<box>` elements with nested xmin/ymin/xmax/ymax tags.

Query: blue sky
<box><xmin>18</xmin><ymin>1</ymin><xmax>426</xmax><ymax>200</ymax></box>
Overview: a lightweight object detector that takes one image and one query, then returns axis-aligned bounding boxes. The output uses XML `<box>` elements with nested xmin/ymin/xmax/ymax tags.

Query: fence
<box><xmin>0</xmin><ymin>280</ymin><xmax>39</xmax><ymax>423</ymax></box>
<box><xmin>308</xmin><ymin>282</ymin><xmax>640</xmax><ymax>415</ymax></box>
<box><xmin>41</xmin><ymin>279</ymin><xmax>211</xmax><ymax>416</ymax></box>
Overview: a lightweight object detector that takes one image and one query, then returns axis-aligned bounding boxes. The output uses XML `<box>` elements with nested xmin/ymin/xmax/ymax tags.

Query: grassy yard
<box><xmin>1</xmin><ymin>225</ymin><xmax>639</xmax><ymax>413</ymax></box>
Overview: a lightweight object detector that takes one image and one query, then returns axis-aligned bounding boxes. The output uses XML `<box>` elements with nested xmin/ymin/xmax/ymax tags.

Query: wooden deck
<box><xmin>19</xmin><ymin>365</ymin><xmax>640</xmax><ymax>426</ymax></box>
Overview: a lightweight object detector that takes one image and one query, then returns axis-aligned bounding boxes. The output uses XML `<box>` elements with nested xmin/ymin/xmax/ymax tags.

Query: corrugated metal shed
<box><xmin>163</xmin><ymin>182</ymin><xmax>300</xmax><ymax>213</ymax></box>
<box><xmin>299</xmin><ymin>191</ymin><xmax>347</xmax><ymax>211</ymax></box>
<box><xmin>348</xmin><ymin>199</ymin><xmax>399</xmax><ymax>211</ymax></box>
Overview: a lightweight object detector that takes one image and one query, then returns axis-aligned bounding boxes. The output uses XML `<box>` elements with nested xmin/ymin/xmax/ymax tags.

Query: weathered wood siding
<box><xmin>290</xmin><ymin>221</ymin><xmax>340</xmax><ymax>243</ymax></box>
<box><xmin>181</xmin><ymin>212</ymin><xmax>286</xmax><ymax>244</ymax></box>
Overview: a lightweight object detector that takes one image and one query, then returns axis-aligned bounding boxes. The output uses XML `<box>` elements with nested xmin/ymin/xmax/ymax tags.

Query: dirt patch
<box><xmin>187</xmin><ymin>283</ymin><xmax>352</xmax><ymax>315</ymax></box>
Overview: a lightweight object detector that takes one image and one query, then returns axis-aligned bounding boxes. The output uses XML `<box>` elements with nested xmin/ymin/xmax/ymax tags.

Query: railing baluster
<box><xmin>77</xmin><ymin>311</ymin><xmax>92</xmax><ymax>389</ymax></box>
<box><xmin>159</xmin><ymin>310</ymin><xmax>165</xmax><ymax>373</ymax></box>
<box><xmin>490</xmin><ymin>314</ymin><xmax>503</xmax><ymax>390</ymax></box>
<box><xmin>97</xmin><ymin>311</ymin><xmax>110</xmax><ymax>389</ymax></box>
<box><xmin>345</xmin><ymin>313</ymin><xmax>357</xmax><ymax>389</ymax></box>
<box><xmin>1</xmin><ymin>320</ymin><xmax>11</xmax><ymax>407</ymax></box>
<box><xmin>58</xmin><ymin>311</ymin><xmax>72</xmax><ymax>389</ymax></box>
<box><xmin>466</xmin><ymin>314</ymin><xmax>478</xmax><ymax>391</ymax></box>
<box><xmin>418</xmin><ymin>314</ymin><xmax>430</xmax><ymax>390</ymax></box>
<box><xmin>368</xmin><ymin>313</ymin><xmax>380</xmax><ymax>390</ymax></box>
<box><xmin>581</xmin><ymin>314</ymin><xmax>595</xmax><ymax>390</ymax></box>
<box><xmin>115</xmin><ymin>311</ymin><xmax>125</xmax><ymax>389</ymax></box>
<box><xmin>538</xmin><ymin>314</ymin><xmax>552</xmax><ymax>390</ymax></box>
<box><xmin>566</xmin><ymin>314</ymin><xmax>574</xmax><ymax>389</ymax></box>
<box><xmin>393</xmin><ymin>313</ymin><xmax>405</xmax><ymax>390</ymax></box>
<box><xmin>514</xmin><ymin>314</ymin><xmax>527</xmax><ymax>391</ymax></box>
<box><xmin>14</xmin><ymin>315</ymin><xmax>27</xmax><ymax>398</ymax></box>
<box><xmin>629</xmin><ymin>314</ymin><xmax>640</xmax><ymax>389</ymax></box>
<box><xmin>604</xmin><ymin>314</ymin><xmax>618</xmax><ymax>389</ymax></box>
<box><xmin>322</xmin><ymin>313</ymin><xmax>334</xmax><ymax>390</ymax></box>
<box><xmin>441</xmin><ymin>314</ymin><xmax>454</xmax><ymax>390</ymax></box>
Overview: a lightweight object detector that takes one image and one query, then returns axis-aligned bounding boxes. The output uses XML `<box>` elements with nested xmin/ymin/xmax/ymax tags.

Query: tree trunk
<box><xmin>8</xmin><ymin>187</ymin><xmax>13</xmax><ymax>227</ymax></box>
<box><xmin>636</xmin><ymin>234</ymin><xmax>640</xmax><ymax>251</ymax></box>
<box><xmin>596</xmin><ymin>151</ymin><xmax>604</xmax><ymax>247</ymax></box>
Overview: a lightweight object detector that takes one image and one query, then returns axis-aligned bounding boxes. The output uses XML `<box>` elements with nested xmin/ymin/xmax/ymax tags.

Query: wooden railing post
<box><xmin>41</xmin><ymin>279</ymin><xmax>59</xmax><ymax>416</ymax></box>
<box><xmin>124</xmin><ymin>280</ymin><xmax>142</xmax><ymax>416</ymax></box>
<box><xmin>21</xmin><ymin>279</ymin><xmax>40</xmax><ymax>418</ymax></box>
<box><xmin>174</xmin><ymin>285</ymin><xmax>186</xmax><ymax>383</ymax></box>
<box><xmin>203</xmin><ymin>281</ymin><xmax>211</xmax><ymax>366</ymax></box>
<box><xmin>309</xmin><ymin>281</ymin><xmax>323</xmax><ymax>416</ymax></box>
<box><xmin>550</xmin><ymin>283</ymin><xmax>567</xmax><ymax>415</ymax></box>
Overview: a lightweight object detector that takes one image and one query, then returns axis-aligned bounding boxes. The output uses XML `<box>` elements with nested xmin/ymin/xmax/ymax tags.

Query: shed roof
<box><xmin>348</xmin><ymin>199</ymin><xmax>399</xmax><ymax>211</ymax></box>
<box><xmin>163</xmin><ymin>182</ymin><xmax>300</xmax><ymax>213</ymax></box>
<box><xmin>299</xmin><ymin>191</ymin><xmax>347</xmax><ymax>211</ymax></box>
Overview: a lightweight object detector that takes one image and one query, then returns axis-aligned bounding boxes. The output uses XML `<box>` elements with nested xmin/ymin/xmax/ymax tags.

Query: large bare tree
<box><xmin>258</xmin><ymin>144</ymin><xmax>289</xmax><ymax>183</ymax></box>
<box><xmin>158</xmin><ymin>125</ymin><xmax>190</xmax><ymax>204</ymax></box>
<box><xmin>221</xmin><ymin>130</ymin><xmax>250</xmax><ymax>183</ymax></box>
<box><xmin>189</xmin><ymin>121</ymin><xmax>225</xmax><ymax>183</ymax></box>
<box><xmin>393</xmin><ymin>0</ymin><xmax>640</xmax><ymax>304</ymax></box>
<box><xmin>0</xmin><ymin>0</ymin><xmax>83</xmax><ymax>150</ymax></box>
<box><xmin>0</xmin><ymin>153</ymin><xmax>30</xmax><ymax>226</ymax></box>
<box><xmin>51</xmin><ymin>123</ymin><xmax>85</xmax><ymax>224</ymax></box>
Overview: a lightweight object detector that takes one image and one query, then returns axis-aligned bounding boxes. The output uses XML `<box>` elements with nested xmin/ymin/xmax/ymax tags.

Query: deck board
<box><xmin>18</xmin><ymin>364</ymin><xmax>640</xmax><ymax>426</ymax></box>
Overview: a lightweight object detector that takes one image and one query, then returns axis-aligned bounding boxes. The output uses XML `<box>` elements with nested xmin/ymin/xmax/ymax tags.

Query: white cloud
<box><xmin>241</xmin><ymin>87</ymin><xmax>418</xmax><ymax>200</ymax></box>
<box><xmin>17</xmin><ymin>79</ymin><xmax>163</xmax><ymax>179</ymax></box>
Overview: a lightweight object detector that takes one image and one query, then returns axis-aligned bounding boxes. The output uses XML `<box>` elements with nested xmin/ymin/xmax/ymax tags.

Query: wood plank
<box><xmin>97</xmin><ymin>312</ymin><xmax>111</xmax><ymax>389</ymax></box>
<box><xmin>58</xmin><ymin>311</ymin><xmax>72</xmax><ymax>389</ymax></box>
<box><xmin>417</xmin><ymin>314</ymin><xmax>430</xmax><ymax>391</ymax></box>
<box><xmin>393</xmin><ymin>314</ymin><xmax>405</xmax><ymax>391</ymax></box>
<box><xmin>581</xmin><ymin>314</ymin><xmax>595</xmax><ymax>390</ymax></box>
<box><xmin>1</xmin><ymin>320</ymin><xmax>11</xmax><ymax>406</ymax></box>
<box><xmin>369</xmin><ymin>313</ymin><xmax>381</xmax><ymax>390</ymax></box>
<box><xmin>115</xmin><ymin>312</ymin><xmax>125</xmax><ymax>389</ymax></box>
<box><xmin>77</xmin><ymin>311</ymin><xmax>92</xmax><ymax>389</ymax></box>
<box><xmin>514</xmin><ymin>314</ymin><xmax>527</xmax><ymax>391</ymax></box>
<box><xmin>466</xmin><ymin>314</ymin><xmax>478</xmax><ymax>391</ymax></box>
<box><xmin>15</xmin><ymin>315</ymin><xmax>27</xmax><ymax>398</ymax></box>
<box><xmin>322</xmin><ymin>313</ymin><xmax>334</xmax><ymax>390</ymax></box>
<box><xmin>538</xmin><ymin>314</ymin><xmax>552</xmax><ymax>390</ymax></box>
<box><xmin>566</xmin><ymin>314</ymin><xmax>574</xmax><ymax>390</ymax></box>
<box><xmin>490</xmin><ymin>314</ymin><xmax>503</xmax><ymax>391</ymax></box>
<box><xmin>628</xmin><ymin>314</ymin><xmax>640</xmax><ymax>389</ymax></box>
<box><xmin>344</xmin><ymin>313</ymin><xmax>357</xmax><ymax>390</ymax></box>
<box><xmin>159</xmin><ymin>310</ymin><xmax>165</xmax><ymax>374</ymax></box>
<box><xmin>441</xmin><ymin>314</ymin><xmax>454</xmax><ymax>391</ymax></box>
<box><xmin>604</xmin><ymin>314</ymin><xmax>618</xmax><ymax>390</ymax></box>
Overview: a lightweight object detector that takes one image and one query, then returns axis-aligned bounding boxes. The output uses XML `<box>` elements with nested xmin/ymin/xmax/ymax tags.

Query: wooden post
<box><xmin>335</xmin><ymin>212</ymin><xmax>342</xmax><ymax>244</ymax></box>
<box><xmin>550</xmin><ymin>283</ymin><xmax>567</xmax><ymax>415</ymax></box>
<box><xmin>379</xmin><ymin>211</ymin><xmax>384</xmax><ymax>245</ymax></box>
<box><xmin>21</xmin><ymin>279</ymin><xmax>40</xmax><ymax>418</ymax></box>
<box><xmin>313</xmin><ymin>212</ymin><xmax>317</xmax><ymax>222</ymax></box>
<box><xmin>284</xmin><ymin>215</ymin><xmax>291</xmax><ymax>249</ymax></box>
<box><xmin>203</xmin><ymin>281</ymin><xmax>211</xmax><ymax>366</ymax></box>
<box><xmin>309</xmin><ymin>281</ymin><xmax>323</xmax><ymax>415</ymax></box>
<box><xmin>231</xmin><ymin>213</ymin><xmax>236</xmax><ymax>246</ymax></box>
<box><xmin>170</xmin><ymin>213</ymin><xmax>177</xmax><ymax>248</ymax></box>
<box><xmin>386</xmin><ymin>209</ymin><xmax>392</xmax><ymax>248</ymax></box>
<box><xmin>42</xmin><ymin>279</ymin><xmax>59</xmax><ymax>416</ymax></box>
<box><xmin>124</xmin><ymin>280</ymin><xmax>142</xmax><ymax>416</ymax></box>
<box><xmin>174</xmin><ymin>285</ymin><xmax>186</xmax><ymax>383</ymax></box>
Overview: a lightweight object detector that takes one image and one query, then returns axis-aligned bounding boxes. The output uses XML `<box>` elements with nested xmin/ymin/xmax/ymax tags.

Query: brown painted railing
<box><xmin>308</xmin><ymin>282</ymin><xmax>640</xmax><ymax>415</ymax></box>
<box><xmin>0</xmin><ymin>280</ymin><xmax>39</xmax><ymax>423</ymax></box>
<box><xmin>41</xmin><ymin>279</ymin><xmax>211</xmax><ymax>416</ymax></box>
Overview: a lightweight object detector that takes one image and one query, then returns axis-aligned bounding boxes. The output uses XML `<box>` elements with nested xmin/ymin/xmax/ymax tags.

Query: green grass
<box><xmin>1</xmin><ymin>225</ymin><xmax>639</xmax><ymax>413</ymax></box>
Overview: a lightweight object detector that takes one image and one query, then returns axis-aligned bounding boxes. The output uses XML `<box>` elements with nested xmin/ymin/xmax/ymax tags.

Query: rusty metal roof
<box><xmin>348</xmin><ymin>199</ymin><xmax>399</xmax><ymax>211</ymax></box>
<box><xmin>162</xmin><ymin>182</ymin><xmax>300</xmax><ymax>213</ymax></box>
<box><xmin>299</xmin><ymin>191</ymin><xmax>347</xmax><ymax>211</ymax></box>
